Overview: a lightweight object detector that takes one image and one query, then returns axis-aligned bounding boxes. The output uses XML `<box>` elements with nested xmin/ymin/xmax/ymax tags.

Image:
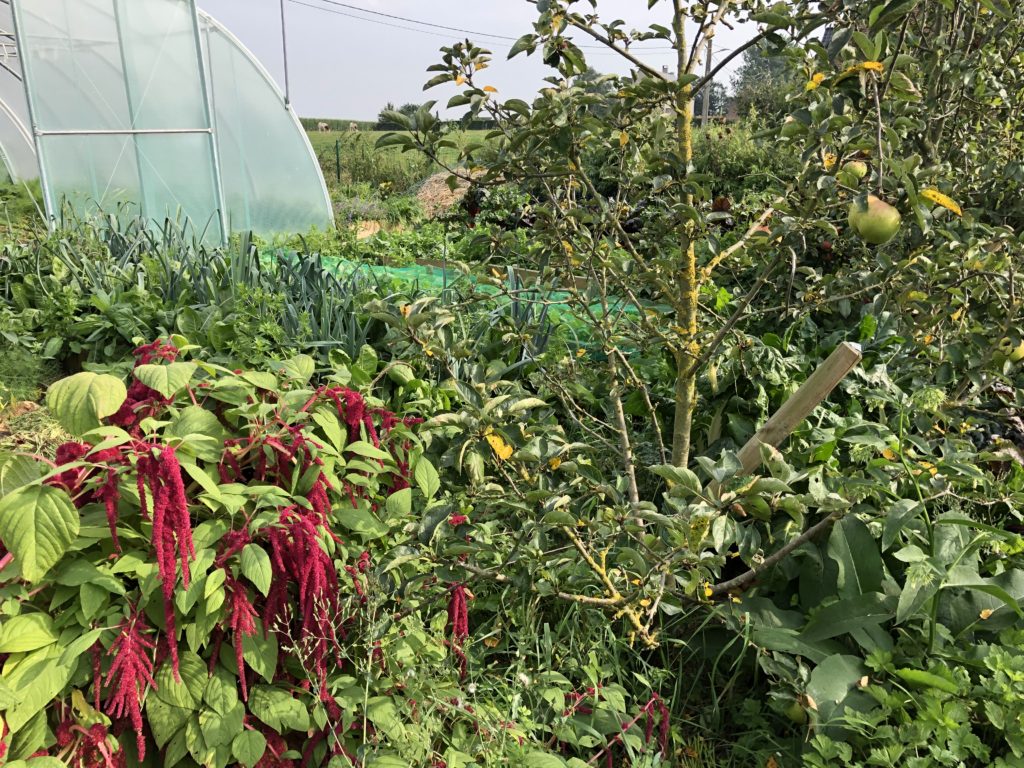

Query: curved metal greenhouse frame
<box><xmin>1</xmin><ymin>0</ymin><xmax>333</xmax><ymax>240</ymax></box>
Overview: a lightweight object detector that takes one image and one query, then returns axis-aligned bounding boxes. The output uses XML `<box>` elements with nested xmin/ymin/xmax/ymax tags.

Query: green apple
<box><xmin>843</xmin><ymin>160</ymin><xmax>869</xmax><ymax>179</ymax></box>
<box><xmin>848</xmin><ymin>195</ymin><xmax>902</xmax><ymax>245</ymax></box>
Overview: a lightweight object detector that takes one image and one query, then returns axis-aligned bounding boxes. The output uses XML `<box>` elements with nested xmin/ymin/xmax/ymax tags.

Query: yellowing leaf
<box><xmin>861</xmin><ymin>60</ymin><xmax>885</xmax><ymax>73</ymax></box>
<box><xmin>980</xmin><ymin>609</ymin><xmax>994</xmax><ymax>620</ymax></box>
<box><xmin>639</xmin><ymin>598</ymin><xmax>652</xmax><ymax>608</ymax></box>
<box><xmin>703</xmin><ymin>582</ymin><xmax>713</xmax><ymax>598</ymax></box>
<box><xmin>619</xmin><ymin>131</ymin><xmax>630</xmax><ymax>148</ymax></box>
<box><xmin>548</xmin><ymin>457</ymin><xmax>562</xmax><ymax>470</ymax></box>
<box><xmin>561</xmin><ymin>240</ymin><xmax>574</xmax><ymax>257</ymax></box>
<box><xmin>921</xmin><ymin>188</ymin><xmax>963</xmax><ymax>216</ymax></box>
<box><xmin>486</xmin><ymin>433</ymin><xmax>514</xmax><ymax>461</ymax></box>
<box><xmin>483</xmin><ymin>635</ymin><xmax>500</xmax><ymax>648</ymax></box>
<box><xmin>455</xmin><ymin>75</ymin><xmax>466</xmax><ymax>85</ymax></box>
<box><xmin>823</xmin><ymin>152</ymin><xmax>838</xmax><ymax>171</ymax></box>
<box><xmin>805</xmin><ymin>72</ymin><xmax>825</xmax><ymax>91</ymax></box>
<box><xmin>483</xmin><ymin>85</ymin><xmax>498</xmax><ymax>93</ymax></box>
<box><xmin>882</xmin><ymin>448</ymin><xmax>898</xmax><ymax>461</ymax></box>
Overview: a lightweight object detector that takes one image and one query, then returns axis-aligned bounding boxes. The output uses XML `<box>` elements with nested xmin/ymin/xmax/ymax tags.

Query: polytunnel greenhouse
<box><xmin>0</xmin><ymin>0</ymin><xmax>334</xmax><ymax>239</ymax></box>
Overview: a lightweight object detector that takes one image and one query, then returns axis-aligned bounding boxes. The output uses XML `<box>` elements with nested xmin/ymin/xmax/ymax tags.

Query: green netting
<box><xmin>309</xmin><ymin>254</ymin><xmax>660</xmax><ymax>350</ymax></box>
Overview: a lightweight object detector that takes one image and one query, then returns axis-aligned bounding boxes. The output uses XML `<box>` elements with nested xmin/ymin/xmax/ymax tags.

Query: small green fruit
<box><xmin>848</xmin><ymin>195</ymin><xmax>902</xmax><ymax>245</ymax></box>
<box><xmin>997</xmin><ymin>337</ymin><xmax>1024</xmax><ymax>363</ymax></box>
<box><xmin>843</xmin><ymin>160</ymin><xmax>869</xmax><ymax>179</ymax></box>
<box><xmin>785</xmin><ymin>701</ymin><xmax>808</xmax><ymax>725</ymax></box>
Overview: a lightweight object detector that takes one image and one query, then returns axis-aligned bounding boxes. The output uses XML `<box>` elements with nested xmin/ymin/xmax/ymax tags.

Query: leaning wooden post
<box><xmin>736</xmin><ymin>342</ymin><xmax>863</xmax><ymax>475</ymax></box>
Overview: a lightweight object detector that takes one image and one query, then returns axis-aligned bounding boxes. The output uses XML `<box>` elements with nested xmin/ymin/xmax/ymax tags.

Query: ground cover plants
<box><xmin>2</xmin><ymin>0</ymin><xmax>1024</xmax><ymax>766</ymax></box>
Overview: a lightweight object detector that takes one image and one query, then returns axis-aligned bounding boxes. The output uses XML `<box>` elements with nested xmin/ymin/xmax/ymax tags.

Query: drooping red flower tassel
<box><xmin>104</xmin><ymin>610</ymin><xmax>157</xmax><ymax>761</ymax></box>
<box><xmin>447</xmin><ymin>584</ymin><xmax>470</xmax><ymax>680</ymax></box>
<box><xmin>225</xmin><ymin>577</ymin><xmax>258</xmax><ymax>701</ymax></box>
<box><xmin>140</xmin><ymin>444</ymin><xmax>195</xmax><ymax>680</ymax></box>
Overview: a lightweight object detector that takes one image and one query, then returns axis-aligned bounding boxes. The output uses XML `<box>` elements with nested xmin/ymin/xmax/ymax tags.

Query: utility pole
<box><xmin>701</xmin><ymin>38</ymin><xmax>713</xmax><ymax>127</ymax></box>
<box><xmin>279</xmin><ymin>0</ymin><xmax>292</xmax><ymax>107</ymax></box>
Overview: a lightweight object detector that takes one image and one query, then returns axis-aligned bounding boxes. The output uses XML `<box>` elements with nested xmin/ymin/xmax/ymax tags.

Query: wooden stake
<box><xmin>736</xmin><ymin>342</ymin><xmax>863</xmax><ymax>475</ymax></box>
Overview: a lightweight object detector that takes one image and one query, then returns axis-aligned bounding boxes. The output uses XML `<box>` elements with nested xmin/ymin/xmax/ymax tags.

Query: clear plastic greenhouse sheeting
<box><xmin>7</xmin><ymin>0</ymin><xmax>333</xmax><ymax>240</ymax></box>
<box><xmin>0</xmin><ymin>4</ymin><xmax>39</xmax><ymax>182</ymax></box>
<box><xmin>201</xmin><ymin>14</ymin><xmax>333</xmax><ymax>237</ymax></box>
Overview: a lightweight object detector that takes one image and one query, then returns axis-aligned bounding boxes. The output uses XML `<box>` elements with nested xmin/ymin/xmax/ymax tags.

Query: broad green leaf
<box><xmin>271</xmin><ymin>355</ymin><xmax>315</xmax><ymax>384</ymax></box>
<box><xmin>204</xmin><ymin>670</ymin><xmax>239</xmax><ymax>715</ymax></box>
<box><xmin>347</xmin><ymin>441</ymin><xmax>392</xmax><ymax>461</ymax></box>
<box><xmin>0</xmin><ymin>614</ymin><xmax>57</xmax><ymax>653</ymax></box>
<box><xmin>649</xmin><ymin>464</ymin><xmax>702</xmax><ymax>494</ymax></box>
<box><xmin>0</xmin><ymin>485</ymin><xmax>79</xmax><ymax>583</ymax></box>
<box><xmin>249</xmin><ymin>686</ymin><xmax>310</xmax><ymax>732</ymax></box>
<box><xmin>942</xmin><ymin>580</ymin><xmax>1024</xmax><ymax>617</ymax></box>
<box><xmin>882</xmin><ymin>499</ymin><xmax>923</xmax><ymax>551</ymax></box>
<box><xmin>146</xmin><ymin>694</ymin><xmax>191</xmax><ymax>748</ymax></box>
<box><xmin>0</xmin><ymin>677</ymin><xmax>19</xmax><ymax>709</ymax></box>
<box><xmin>199</xmin><ymin>701</ymin><xmax>245</xmax><ymax>748</ymax></box>
<box><xmin>240</xmin><ymin>371</ymin><xmax>278</xmax><ymax>391</ymax></box>
<box><xmin>414</xmin><ymin>457</ymin><xmax>440</xmax><ymax>500</ymax></box>
<box><xmin>311</xmin><ymin>410</ymin><xmax>346</xmax><ymax>453</ymax></box>
<box><xmin>154</xmin><ymin>651</ymin><xmax>207</xmax><ymax>710</ymax></box>
<box><xmin>806</xmin><ymin>654</ymin><xmax>866</xmax><ymax>710</ymax></box>
<box><xmin>59</xmin><ymin>628</ymin><xmax>104</xmax><ymax>667</ymax></box>
<box><xmin>8</xmin><ymin>708</ymin><xmax>47</xmax><ymax>760</ymax></box>
<box><xmin>167</xmin><ymin>406</ymin><xmax>228</xmax><ymax>462</ymax></box>
<box><xmin>240</xmin><ymin>545</ymin><xmax>272</xmax><ymax>597</ymax></box>
<box><xmin>0</xmin><ymin>455</ymin><xmax>43</xmax><ymax>496</ymax></box>
<box><xmin>366</xmin><ymin>697</ymin><xmax>404</xmax><ymax>741</ymax></box>
<box><xmin>828</xmin><ymin>517</ymin><xmax>883</xmax><ymax>597</ymax></box>
<box><xmin>5</xmin><ymin>654</ymin><xmax>76</xmax><ymax>732</ymax></box>
<box><xmin>135</xmin><ymin>362</ymin><xmax>198</xmax><ymax>399</ymax></box>
<box><xmin>337</xmin><ymin>507</ymin><xmax>390</xmax><ymax>539</ymax></box>
<box><xmin>385</xmin><ymin>487</ymin><xmax>412</xmax><ymax>519</ymax></box>
<box><xmin>232</xmin><ymin>730</ymin><xmax>267</xmax><ymax>767</ymax></box>
<box><xmin>801</xmin><ymin>593</ymin><xmax>896</xmax><ymax>641</ymax></box>
<box><xmin>45</xmin><ymin>372</ymin><xmax>127</xmax><ymax>437</ymax></box>
<box><xmin>241</xmin><ymin>622</ymin><xmax>277</xmax><ymax>683</ymax></box>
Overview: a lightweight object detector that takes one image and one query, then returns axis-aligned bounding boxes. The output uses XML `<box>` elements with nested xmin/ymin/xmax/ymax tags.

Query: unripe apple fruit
<box><xmin>848</xmin><ymin>195</ymin><xmax>901</xmax><ymax>245</ymax></box>
<box><xmin>843</xmin><ymin>160</ymin><xmax>868</xmax><ymax>179</ymax></box>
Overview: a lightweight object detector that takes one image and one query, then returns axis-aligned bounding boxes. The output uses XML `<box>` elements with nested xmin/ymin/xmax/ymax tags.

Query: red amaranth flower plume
<box><xmin>225</xmin><ymin>577</ymin><xmax>258</xmax><ymax>701</ymax></box>
<box><xmin>104</xmin><ymin>610</ymin><xmax>156</xmax><ymax>761</ymax></box>
<box><xmin>138</xmin><ymin>444</ymin><xmax>195</xmax><ymax>679</ymax></box>
<box><xmin>447</xmin><ymin>584</ymin><xmax>470</xmax><ymax>680</ymax></box>
<box><xmin>255</xmin><ymin>730</ymin><xmax>295</xmax><ymax>768</ymax></box>
<box><xmin>264</xmin><ymin>506</ymin><xmax>342</xmax><ymax>690</ymax></box>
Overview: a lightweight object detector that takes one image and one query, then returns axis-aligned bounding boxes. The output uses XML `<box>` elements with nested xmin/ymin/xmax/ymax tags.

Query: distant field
<box><xmin>306</xmin><ymin>130</ymin><xmax>491</xmax><ymax>190</ymax></box>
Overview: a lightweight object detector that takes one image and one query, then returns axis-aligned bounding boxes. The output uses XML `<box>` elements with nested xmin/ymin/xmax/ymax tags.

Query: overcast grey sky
<box><xmin>198</xmin><ymin>0</ymin><xmax>755</xmax><ymax>120</ymax></box>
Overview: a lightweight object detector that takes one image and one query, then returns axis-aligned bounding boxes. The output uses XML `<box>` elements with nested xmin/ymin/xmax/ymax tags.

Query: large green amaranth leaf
<box><xmin>231</xmin><ymin>730</ymin><xmax>267</xmax><ymax>767</ymax></box>
<box><xmin>240</xmin><ymin>544</ymin><xmax>272</xmax><ymax>597</ymax></box>
<box><xmin>0</xmin><ymin>485</ymin><xmax>79</xmax><ymax>583</ymax></box>
<box><xmin>0</xmin><ymin>614</ymin><xmax>57</xmax><ymax>653</ymax></box>
<box><xmin>135</xmin><ymin>362</ymin><xmax>198</xmax><ymax>399</ymax></box>
<box><xmin>45</xmin><ymin>372</ymin><xmax>127</xmax><ymax>437</ymax></box>
<box><xmin>0</xmin><ymin>455</ymin><xmax>43</xmax><ymax>496</ymax></box>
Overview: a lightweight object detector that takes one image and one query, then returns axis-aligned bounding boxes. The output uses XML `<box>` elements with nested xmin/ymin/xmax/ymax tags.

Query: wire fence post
<box><xmin>335</xmin><ymin>138</ymin><xmax>341</xmax><ymax>184</ymax></box>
